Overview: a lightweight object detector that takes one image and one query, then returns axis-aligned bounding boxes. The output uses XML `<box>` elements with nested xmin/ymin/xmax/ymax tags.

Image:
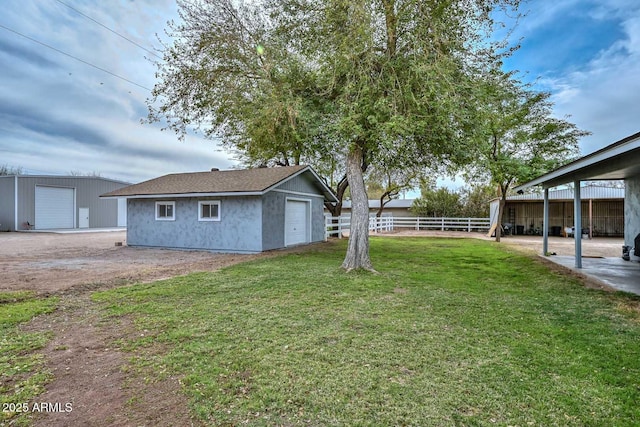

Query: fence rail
<box><xmin>325</xmin><ymin>215</ymin><xmax>491</xmax><ymax>239</ymax></box>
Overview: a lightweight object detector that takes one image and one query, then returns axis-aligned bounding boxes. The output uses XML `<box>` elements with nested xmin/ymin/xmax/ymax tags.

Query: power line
<box><xmin>0</xmin><ymin>23</ymin><xmax>152</xmax><ymax>91</ymax></box>
<box><xmin>54</xmin><ymin>0</ymin><xmax>163</xmax><ymax>59</ymax></box>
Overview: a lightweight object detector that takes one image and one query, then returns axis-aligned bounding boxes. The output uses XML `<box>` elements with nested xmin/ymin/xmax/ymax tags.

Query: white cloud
<box><xmin>509</xmin><ymin>0</ymin><xmax>582</xmax><ymax>34</ymax></box>
<box><xmin>537</xmin><ymin>5</ymin><xmax>640</xmax><ymax>155</ymax></box>
<box><xmin>3</xmin><ymin>0</ymin><xmax>639</xmax><ymax>187</ymax></box>
<box><xmin>0</xmin><ymin>0</ymin><xmax>237</xmax><ymax>183</ymax></box>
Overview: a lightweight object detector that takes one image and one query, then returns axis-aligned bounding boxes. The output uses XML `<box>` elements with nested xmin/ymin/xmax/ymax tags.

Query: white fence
<box><xmin>325</xmin><ymin>215</ymin><xmax>491</xmax><ymax>239</ymax></box>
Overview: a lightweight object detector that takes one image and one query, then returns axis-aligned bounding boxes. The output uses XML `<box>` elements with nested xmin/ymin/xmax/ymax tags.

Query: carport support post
<box><xmin>574</xmin><ymin>181</ymin><xmax>582</xmax><ymax>268</ymax></box>
<box><xmin>543</xmin><ymin>188</ymin><xmax>549</xmax><ymax>256</ymax></box>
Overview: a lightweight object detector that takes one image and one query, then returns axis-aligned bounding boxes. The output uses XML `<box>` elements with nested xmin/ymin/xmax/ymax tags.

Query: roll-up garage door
<box><xmin>35</xmin><ymin>186</ymin><xmax>75</xmax><ymax>229</ymax></box>
<box><xmin>285</xmin><ymin>199</ymin><xmax>309</xmax><ymax>246</ymax></box>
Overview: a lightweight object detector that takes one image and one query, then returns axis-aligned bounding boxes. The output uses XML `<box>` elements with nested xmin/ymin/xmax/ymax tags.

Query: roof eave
<box><xmin>514</xmin><ymin>132</ymin><xmax>640</xmax><ymax>192</ymax></box>
<box><xmin>100</xmin><ymin>166</ymin><xmax>339</xmax><ymax>202</ymax></box>
<box><xmin>100</xmin><ymin>191</ymin><xmax>264</xmax><ymax>199</ymax></box>
<box><xmin>263</xmin><ymin>165</ymin><xmax>338</xmax><ymax>203</ymax></box>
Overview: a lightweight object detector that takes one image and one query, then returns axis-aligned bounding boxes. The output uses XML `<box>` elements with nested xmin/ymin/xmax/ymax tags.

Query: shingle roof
<box><xmin>101</xmin><ymin>165</ymin><xmax>329</xmax><ymax>198</ymax></box>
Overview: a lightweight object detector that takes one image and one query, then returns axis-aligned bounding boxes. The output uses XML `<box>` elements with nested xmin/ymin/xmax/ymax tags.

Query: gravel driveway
<box><xmin>0</xmin><ymin>231</ymin><xmax>259</xmax><ymax>293</ymax></box>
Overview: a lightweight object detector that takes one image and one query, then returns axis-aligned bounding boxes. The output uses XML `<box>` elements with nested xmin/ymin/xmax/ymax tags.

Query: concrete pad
<box><xmin>20</xmin><ymin>227</ymin><xmax>126</xmax><ymax>234</ymax></box>
<box><xmin>544</xmin><ymin>255</ymin><xmax>640</xmax><ymax>296</ymax></box>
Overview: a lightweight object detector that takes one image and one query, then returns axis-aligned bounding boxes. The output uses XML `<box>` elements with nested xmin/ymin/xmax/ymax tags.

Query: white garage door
<box><xmin>35</xmin><ymin>186</ymin><xmax>75</xmax><ymax>229</ymax></box>
<box><xmin>285</xmin><ymin>200</ymin><xmax>309</xmax><ymax>246</ymax></box>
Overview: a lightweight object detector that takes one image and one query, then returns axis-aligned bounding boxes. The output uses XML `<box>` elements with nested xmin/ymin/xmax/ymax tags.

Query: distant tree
<box><xmin>583</xmin><ymin>180</ymin><xmax>625</xmax><ymax>189</ymax></box>
<box><xmin>411</xmin><ymin>180</ymin><xmax>463</xmax><ymax>217</ymax></box>
<box><xmin>0</xmin><ymin>165</ymin><xmax>23</xmax><ymax>175</ymax></box>
<box><xmin>366</xmin><ymin>151</ymin><xmax>424</xmax><ymax>217</ymax></box>
<box><xmin>459</xmin><ymin>184</ymin><xmax>495</xmax><ymax>218</ymax></box>
<box><xmin>69</xmin><ymin>170</ymin><xmax>102</xmax><ymax>177</ymax></box>
<box><xmin>371</xmin><ymin>171</ymin><xmax>418</xmax><ymax>218</ymax></box>
<box><xmin>466</xmin><ymin>70</ymin><xmax>589</xmax><ymax>242</ymax></box>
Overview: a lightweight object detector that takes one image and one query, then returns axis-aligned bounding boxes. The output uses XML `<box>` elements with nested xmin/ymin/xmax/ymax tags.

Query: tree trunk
<box><xmin>342</xmin><ymin>147</ymin><xmax>374</xmax><ymax>272</ymax></box>
<box><xmin>495</xmin><ymin>197</ymin><xmax>505</xmax><ymax>242</ymax></box>
<box><xmin>324</xmin><ymin>175</ymin><xmax>349</xmax><ymax>217</ymax></box>
<box><xmin>495</xmin><ymin>183</ymin><xmax>510</xmax><ymax>242</ymax></box>
<box><xmin>376</xmin><ymin>191</ymin><xmax>391</xmax><ymax>218</ymax></box>
<box><xmin>382</xmin><ymin>0</ymin><xmax>397</xmax><ymax>58</ymax></box>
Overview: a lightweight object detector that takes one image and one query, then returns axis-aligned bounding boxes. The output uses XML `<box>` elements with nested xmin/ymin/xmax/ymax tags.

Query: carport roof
<box><xmin>100</xmin><ymin>165</ymin><xmax>338</xmax><ymax>202</ymax></box>
<box><xmin>506</xmin><ymin>186</ymin><xmax>624</xmax><ymax>201</ymax></box>
<box><xmin>514</xmin><ymin>130</ymin><xmax>640</xmax><ymax>190</ymax></box>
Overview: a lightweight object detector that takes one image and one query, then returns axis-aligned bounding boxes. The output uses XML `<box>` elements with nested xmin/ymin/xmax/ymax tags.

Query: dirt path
<box><xmin>0</xmin><ymin>231</ymin><xmax>286</xmax><ymax>426</ymax></box>
<box><xmin>23</xmin><ymin>292</ymin><xmax>198</xmax><ymax>427</ymax></box>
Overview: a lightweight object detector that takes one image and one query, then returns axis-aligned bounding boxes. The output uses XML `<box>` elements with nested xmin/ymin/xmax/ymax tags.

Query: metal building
<box><xmin>0</xmin><ymin>175</ymin><xmax>130</xmax><ymax>231</ymax></box>
<box><xmin>339</xmin><ymin>199</ymin><xmax>416</xmax><ymax>217</ymax></box>
<box><xmin>513</xmin><ymin>130</ymin><xmax>640</xmax><ymax>270</ymax></box>
<box><xmin>490</xmin><ymin>186</ymin><xmax>625</xmax><ymax>237</ymax></box>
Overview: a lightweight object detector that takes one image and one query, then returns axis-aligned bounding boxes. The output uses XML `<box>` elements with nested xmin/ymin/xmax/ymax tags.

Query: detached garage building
<box><xmin>0</xmin><ymin>175</ymin><xmax>130</xmax><ymax>231</ymax></box>
<box><xmin>101</xmin><ymin>165</ymin><xmax>337</xmax><ymax>253</ymax></box>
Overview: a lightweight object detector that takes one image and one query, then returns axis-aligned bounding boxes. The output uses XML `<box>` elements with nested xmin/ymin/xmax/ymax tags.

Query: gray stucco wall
<box><xmin>310</xmin><ymin>194</ymin><xmax>326</xmax><ymax>242</ymax></box>
<box><xmin>261</xmin><ymin>174</ymin><xmax>328</xmax><ymax>250</ymax></box>
<box><xmin>277</xmin><ymin>171</ymin><xmax>323</xmax><ymax>195</ymax></box>
<box><xmin>261</xmin><ymin>172</ymin><xmax>329</xmax><ymax>250</ymax></box>
<box><xmin>127</xmin><ymin>196</ymin><xmax>263</xmax><ymax>253</ymax></box>
<box><xmin>260</xmin><ymin>191</ymin><xmax>326</xmax><ymax>250</ymax></box>
<box><xmin>0</xmin><ymin>176</ymin><xmax>16</xmax><ymax>231</ymax></box>
<box><xmin>262</xmin><ymin>191</ymin><xmax>286</xmax><ymax>251</ymax></box>
<box><xmin>625</xmin><ymin>175</ymin><xmax>640</xmax><ymax>248</ymax></box>
<box><xmin>126</xmin><ymin>170</ymin><xmax>332</xmax><ymax>253</ymax></box>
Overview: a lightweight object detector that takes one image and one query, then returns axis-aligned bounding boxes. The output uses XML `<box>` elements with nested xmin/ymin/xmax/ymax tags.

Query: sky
<box><xmin>1</xmin><ymin>0</ymin><xmax>639</xmax><ymax>186</ymax></box>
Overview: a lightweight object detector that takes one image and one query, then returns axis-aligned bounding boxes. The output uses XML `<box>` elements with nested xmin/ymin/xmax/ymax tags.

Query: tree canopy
<box><xmin>465</xmin><ymin>70</ymin><xmax>589</xmax><ymax>241</ymax></box>
<box><xmin>148</xmin><ymin>0</ymin><xmax>524</xmax><ymax>270</ymax></box>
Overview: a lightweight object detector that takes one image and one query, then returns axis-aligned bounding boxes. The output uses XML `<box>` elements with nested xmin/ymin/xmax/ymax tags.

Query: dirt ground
<box><xmin>1</xmin><ymin>230</ymin><xmax>276</xmax><ymax>427</ymax></box>
<box><xmin>1</xmin><ymin>230</ymin><xmax>623</xmax><ymax>426</ymax></box>
<box><xmin>0</xmin><ymin>230</ymin><xmax>262</xmax><ymax>294</ymax></box>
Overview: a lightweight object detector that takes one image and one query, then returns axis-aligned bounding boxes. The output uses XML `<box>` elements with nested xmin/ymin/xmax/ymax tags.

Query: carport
<box><xmin>514</xmin><ymin>131</ymin><xmax>640</xmax><ymax>293</ymax></box>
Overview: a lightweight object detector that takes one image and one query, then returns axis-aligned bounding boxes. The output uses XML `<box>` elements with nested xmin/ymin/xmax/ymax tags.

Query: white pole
<box><xmin>574</xmin><ymin>182</ymin><xmax>582</xmax><ymax>268</ymax></box>
<box><xmin>543</xmin><ymin>188</ymin><xmax>549</xmax><ymax>255</ymax></box>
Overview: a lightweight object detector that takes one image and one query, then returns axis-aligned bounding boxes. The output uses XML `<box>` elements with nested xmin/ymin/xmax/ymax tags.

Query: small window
<box><xmin>156</xmin><ymin>201</ymin><xmax>175</xmax><ymax>221</ymax></box>
<box><xmin>199</xmin><ymin>201</ymin><xmax>221</xmax><ymax>221</ymax></box>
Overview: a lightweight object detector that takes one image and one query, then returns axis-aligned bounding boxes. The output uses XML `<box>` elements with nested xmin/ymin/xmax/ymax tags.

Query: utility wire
<box><xmin>54</xmin><ymin>0</ymin><xmax>163</xmax><ymax>59</ymax></box>
<box><xmin>0</xmin><ymin>23</ymin><xmax>152</xmax><ymax>91</ymax></box>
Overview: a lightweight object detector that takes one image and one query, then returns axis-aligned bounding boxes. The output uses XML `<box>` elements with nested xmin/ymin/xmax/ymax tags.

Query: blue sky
<box><xmin>1</xmin><ymin>0</ymin><xmax>639</xmax><ymax>185</ymax></box>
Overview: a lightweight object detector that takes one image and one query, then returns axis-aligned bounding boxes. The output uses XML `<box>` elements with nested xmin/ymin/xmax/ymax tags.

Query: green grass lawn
<box><xmin>93</xmin><ymin>237</ymin><xmax>640</xmax><ymax>426</ymax></box>
<box><xmin>0</xmin><ymin>291</ymin><xmax>58</xmax><ymax>425</ymax></box>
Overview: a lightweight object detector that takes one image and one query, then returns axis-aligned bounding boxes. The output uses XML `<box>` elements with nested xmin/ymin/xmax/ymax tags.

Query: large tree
<box><xmin>148</xmin><ymin>0</ymin><xmax>521</xmax><ymax>270</ymax></box>
<box><xmin>466</xmin><ymin>70</ymin><xmax>589</xmax><ymax>242</ymax></box>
